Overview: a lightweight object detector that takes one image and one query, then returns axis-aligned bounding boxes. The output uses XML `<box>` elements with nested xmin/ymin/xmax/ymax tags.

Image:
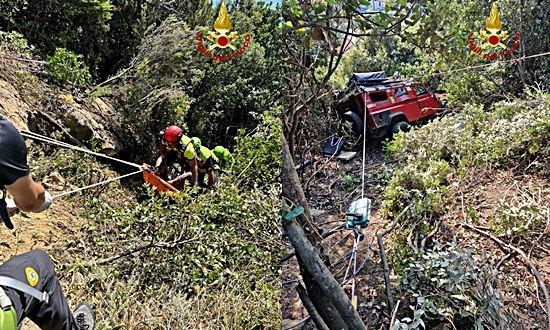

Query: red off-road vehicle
<box><xmin>335</xmin><ymin>71</ymin><xmax>446</xmax><ymax>138</ymax></box>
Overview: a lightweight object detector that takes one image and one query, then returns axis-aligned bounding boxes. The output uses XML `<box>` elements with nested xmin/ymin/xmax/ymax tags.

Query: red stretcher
<box><xmin>141</xmin><ymin>164</ymin><xmax>180</xmax><ymax>196</ymax></box>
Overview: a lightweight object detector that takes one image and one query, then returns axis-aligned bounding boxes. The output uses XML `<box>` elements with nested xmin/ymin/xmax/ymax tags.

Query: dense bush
<box><xmin>46</xmin><ymin>48</ymin><xmax>92</xmax><ymax>86</ymax></box>
<box><xmin>394</xmin><ymin>240</ymin><xmax>515</xmax><ymax>330</ymax></box>
<box><xmin>384</xmin><ymin>92</ymin><xmax>550</xmax><ymax>171</ymax></box>
<box><xmin>232</xmin><ymin>110</ymin><xmax>282</xmax><ymax>191</ymax></box>
<box><xmin>381</xmin><ymin>158</ymin><xmax>451</xmax><ymax>220</ymax></box>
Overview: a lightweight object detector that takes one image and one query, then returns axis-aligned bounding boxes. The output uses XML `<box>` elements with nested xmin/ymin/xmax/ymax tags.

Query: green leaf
<box><xmin>358</xmin><ymin>0</ymin><xmax>370</xmax><ymax>5</ymax></box>
<box><xmin>282</xmin><ymin>206</ymin><xmax>304</xmax><ymax>220</ymax></box>
<box><xmin>325</xmin><ymin>0</ymin><xmax>337</xmax><ymax>5</ymax></box>
<box><xmin>314</xmin><ymin>5</ymin><xmax>326</xmax><ymax>14</ymax></box>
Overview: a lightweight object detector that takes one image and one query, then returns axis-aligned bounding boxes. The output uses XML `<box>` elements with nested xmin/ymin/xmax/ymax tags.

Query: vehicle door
<box><xmin>367</xmin><ymin>90</ymin><xmax>392</xmax><ymax>129</ymax></box>
<box><xmin>413</xmin><ymin>84</ymin><xmax>438</xmax><ymax>119</ymax></box>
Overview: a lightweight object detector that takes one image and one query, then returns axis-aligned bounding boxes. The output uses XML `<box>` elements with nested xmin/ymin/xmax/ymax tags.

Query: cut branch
<box><xmin>377</xmin><ymin>205</ymin><xmax>411</xmax><ymax>313</ymax></box>
<box><xmin>463</xmin><ymin>223</ymin><xmax>550</xmax><ymax>329</ymax></box>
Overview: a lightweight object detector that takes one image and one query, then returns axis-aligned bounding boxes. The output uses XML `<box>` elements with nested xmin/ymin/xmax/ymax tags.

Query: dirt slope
<box><xmin>0</xmin><ymin>198</ymin><xmax>87</xmax><ymax>330</ymax></box>
<box><xmin>283</xmin><ymin>141</ymin><xmax>550</xmax><ymax>329</ymax></box>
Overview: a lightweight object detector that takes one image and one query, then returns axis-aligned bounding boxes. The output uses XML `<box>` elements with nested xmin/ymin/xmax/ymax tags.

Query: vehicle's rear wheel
<box><xmin>391</xmin><ymin>121</ymin><xmax>410</xmax><ymax>134</ymax></box>
<box><xmin>343</xmin><ymin>111</ymin><xmax>364</xmax><ymax>137</ymax></box>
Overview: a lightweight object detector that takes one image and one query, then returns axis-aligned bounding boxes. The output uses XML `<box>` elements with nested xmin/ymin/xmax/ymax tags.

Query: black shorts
<box><xmin>0</xmin><ymin>249</ymin><xmax>79</xmax><ymax>329</ymax></box>
<box><xmin>199</xmin><ymin>157</ymin><xmax>215</xmax><ymax>172</ymax></box>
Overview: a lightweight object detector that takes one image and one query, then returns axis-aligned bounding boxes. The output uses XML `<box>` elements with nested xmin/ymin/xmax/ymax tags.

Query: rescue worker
<box><xmin>154</xmin><ymin>125</ymin><xmax>197</xmax><ymax>189</ymax></box>
<box><xmin>212</xmin><ymin>145</ymin><xmax>235</xmax><ymax>170</ymax></box>
<box><xmin>191</xmin><ymin>137</ymin><xmax>218</xmax><ymax>190</ymax></box>
<box><xmin>0</xmin><ymin>117</ymin><xmax>95</xmax><ymax>330</ymax></box>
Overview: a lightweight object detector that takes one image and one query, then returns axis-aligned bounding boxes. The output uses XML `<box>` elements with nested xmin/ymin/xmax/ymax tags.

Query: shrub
<box><xmin>232</xmin><ymin>110</ymin><xmax>282</xmax><ymax>191</ymax></box>
<box><xmin>384</xmin><ymin>94</ymin><xmax>550</xmax><ymax>172</ymax></box>
<box><xmin>382</xmin><ymin>158</ymin><xmax>451</xmax><ymax>220</ymax></box>
<box><xmin>394</xmin><ymin>240</ymin><xmax>515</xmax><ymax>329</ymax></box>
<box><xmin>46</xmin><ymin>48</ymin><xmax>92</xmax><ymax>86</ymax></box>
<box><xmin>0</xmin><ymin>31</ymin><xmax>34</xmax><ymax>56</ymax></box>
<box><xmin>489</xmin><ymin>201</ymin><xmax>550</xmax><ymax>239</ymax></box>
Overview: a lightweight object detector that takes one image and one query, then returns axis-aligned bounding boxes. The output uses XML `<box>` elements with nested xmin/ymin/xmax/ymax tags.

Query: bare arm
<box><xmin>155</xmin><ymin>154</ymin><xmax>166</xmax><ymax>167</ymax></box>
<box><xmin>5</xmin><ymin>173</ymin><xmax>46</xmax><ymax>212</ymax></box>
<box><xmin>188</xmin><ymin>158</ymin><xmax>197</xmax><ymax>185</ymax></box>
<box><xmin>207</xmin><ymin>170</ymin><xmax>214</xmax><ymax>189</ymax></box>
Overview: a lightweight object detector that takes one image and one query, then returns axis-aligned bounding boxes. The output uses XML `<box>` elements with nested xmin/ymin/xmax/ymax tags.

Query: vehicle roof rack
<box><xmin>346</xmin><ymin>71</ymin><xmax>389</xmax><ymax>88</ymax></box>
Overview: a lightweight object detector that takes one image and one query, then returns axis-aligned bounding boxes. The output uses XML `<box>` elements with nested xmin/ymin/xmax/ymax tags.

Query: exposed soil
<box><xmin>0</xmin><ymin>199</ymin><xmax>85</xmax><ymax>260</ymax></box>
<box><xmin>282</xmin><ymin>139</ymin><xmax>550</xmax><ymax>329</ymax></box>
<box><xmin>0</xmin><ymin>197</ymin><xmax>88</xmax><ymax>330</ymax></box>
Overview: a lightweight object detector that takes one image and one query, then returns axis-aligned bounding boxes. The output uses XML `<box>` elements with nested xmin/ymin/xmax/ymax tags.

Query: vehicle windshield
<box><xmin>368</xmin><ymin>91</ymin><xmax>388</xmax><ymax>102</ymax></box>
<box><xmin>413</xmin><ymin>85</ymin><xmax>428</xmax><ymax>96</ymax></box>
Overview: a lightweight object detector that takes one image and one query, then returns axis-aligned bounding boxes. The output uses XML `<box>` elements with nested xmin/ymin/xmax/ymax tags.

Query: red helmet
<box><xmin>163</xmin><ymin>125</ymin><xmax>183</xmax><ymax>143</ymax></box>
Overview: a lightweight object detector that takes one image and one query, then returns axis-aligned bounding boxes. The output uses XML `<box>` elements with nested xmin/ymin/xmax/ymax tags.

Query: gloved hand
<box><xmin>35</xmin><ymin>190</ymin><xmax>52</xmax><ymax>213</ymax></box>
<box><xmin>151</xmin><ymin>166</ymin><xmax>161</xmax><ymax>175</ymax></box>
<box><xmin>4</xmin><ymin>199</ymin><xmax>18</xmax><ymax>217</ymax></box>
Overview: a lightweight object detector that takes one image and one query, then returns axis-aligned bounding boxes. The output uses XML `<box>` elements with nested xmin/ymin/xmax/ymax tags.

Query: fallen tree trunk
<box><xmin>283</xmin><ymin>135</ymin><xmax>366</xmax><ymax>330</ymax></box>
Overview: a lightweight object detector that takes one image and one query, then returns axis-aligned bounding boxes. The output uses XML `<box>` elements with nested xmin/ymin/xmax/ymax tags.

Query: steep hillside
<box><xmin>0</xmin><ymin>31</ymin><xmax>281</xmax><ymax>329</ymax></box>
<box><xmin>283</xmin><ymin>96</ymin><xmax>550</xmax><ymax>329</ymax></box>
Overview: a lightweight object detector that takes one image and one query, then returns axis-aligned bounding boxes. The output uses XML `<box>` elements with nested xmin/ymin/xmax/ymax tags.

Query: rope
<box><xmin>350</xmin><ymin>230</ymin><xmax>360</xmax><ymax>299</ymax></box>
<box><xmin>411</xmin><ymin>51</ymin><xmax>550</xmax><ymax>80</ymax></box>
<box><xmin>51</xmin><ymin>170</ymin><xmax>142</xmax><ymax>199</ymax></box>
<box><xmin>361</xmin><ymin>96</ymin><xmax>367</xmax><ymax>199</ymax></box>
<box><xmin>19</xmin><ymin>130</ymin><xmax>142</xmax><ymax>168</ymax></box>
<box><xmin>17</xmin><ymin>130</ymin><xmax>146</xmax><ymax>199</ymax></box>
<box><xmin>21</xmin><ymin>130</ymin><xmax>78</xmax><ymax>149</ymax></box>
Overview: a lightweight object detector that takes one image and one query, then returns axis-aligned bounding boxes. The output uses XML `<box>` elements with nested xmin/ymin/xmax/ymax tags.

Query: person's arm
<box><xmin>207</xmin><ymin>170</ymin><xmax>214</xmax><ymax>189</ymax></box>
<box><xmin>187</xmin><ymin>158</ymin><xmax>197</xmax><ymax>185</ymax></box>
<box><xmin>155</xmin><ymin>154</ymin><xmax>165</xmax><ymax>168</ymax></box>
<box><xmin>227</xmin><ymin>151</ymin><xmax>235</xmax><ymax>164</ymax></box>
<box><xmin>5</xmin><ymin>174</ymin><xmax>49</xmax><ymax>212</ymax></box>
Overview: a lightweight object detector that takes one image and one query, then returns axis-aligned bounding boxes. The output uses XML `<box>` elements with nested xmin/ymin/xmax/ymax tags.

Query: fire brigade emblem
<box><xmin>195</xmin><ymin>1</ymin><xmax>251</xmax><ymax>62</ymax></box>
<box><xmin>467</xmin><ymin>2</ymin><xmax>520</xmax><ymax>60</ymax></box>
<box><xmin>478</xmin><ymin>3</ymin><xmax>509</xmax><ymax>48</ymax></box>
<box><xmin>206</xmin><ymin>2</ymin><xmax>238</xmax><ymax>51</ymax></box>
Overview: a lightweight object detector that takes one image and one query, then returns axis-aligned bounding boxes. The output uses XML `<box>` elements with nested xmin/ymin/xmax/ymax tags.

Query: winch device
<box><xmin>346</xmin><ymin>198</ymin><xmax>371</xmax><ymax>229</ymax></box>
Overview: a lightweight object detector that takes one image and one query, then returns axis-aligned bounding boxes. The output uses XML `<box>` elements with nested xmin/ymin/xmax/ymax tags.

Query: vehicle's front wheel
<box><xmin>343</xmin><ymin>111</ymin><xmax>364</xmax><ymax>137</ymax></box>
<box><xmin>391</xmin><ymin>121</ymin><xmax>410</xmax><ymax>134</ymax></box>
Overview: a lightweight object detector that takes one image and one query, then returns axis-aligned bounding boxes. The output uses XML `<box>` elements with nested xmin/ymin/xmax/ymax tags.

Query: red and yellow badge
<box><xmin>196</xmin><ymin>1</ymin><xmax>251</xmax><ymax>62</ymax></box>
<box><xmin>467</xmin><ymin>3</ymin><xmax>520</xmax><ymax>60</ymax></box>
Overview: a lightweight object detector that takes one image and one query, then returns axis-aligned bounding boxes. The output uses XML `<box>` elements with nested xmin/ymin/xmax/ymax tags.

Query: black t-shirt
<box><xmin>0</xmin><ymin>117</ymin><xmax>30</xmax><ymax>187</ymax></box>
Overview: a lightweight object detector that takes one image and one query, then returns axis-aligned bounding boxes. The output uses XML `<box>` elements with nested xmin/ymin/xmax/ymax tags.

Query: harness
<box><xmin>0</xmin><ymin>276</ymin><xmax>50</xmax><ymax>329</ymax></box>
<box><xmin>165</xmin><ymin>140</ymin><xmax>192</xmax><ymax>161</ymax></box>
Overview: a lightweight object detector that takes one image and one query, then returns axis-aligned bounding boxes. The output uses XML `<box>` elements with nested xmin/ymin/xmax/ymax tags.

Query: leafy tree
<box><xmin>100</xmin><ymin>0</ymin><xmax>148</xmax><ymax>80</ymax></box>
<box><xmin>186</xmin><ymin>0</ymin><xmax>282</xmax><ymax>147</ymax></box>
<box><xmin>145</xmin><ymin>0</ymin><xmax>216</xmax><ymax>28</ymax></box>
<box><xmin>282</xmin><ymin>0</ymin><xmax>424</xmax><ymax>327</ymax></box>
<box><xmin>0</xmin><ymin>0</ymin><xmax>113</xmax><ymax>79</ymax></box>
<box><xmin>105</xmin><ymin>1</ymin><xmax>281</xmax><ymax>164</ymax></box>
<box><xmin>283</xmin><ymin>0</ymin><xmax>423</xmax><ymax>157</ymax></box>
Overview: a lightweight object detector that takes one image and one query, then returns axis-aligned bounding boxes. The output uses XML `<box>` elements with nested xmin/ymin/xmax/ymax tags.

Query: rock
<box><xmin>57</xmin><ymin>94</ymin><xmax>123</xmax><ymax>156</ymax></box>
<box><xmin>0</xmin><ymin>77</ymin><xmax>123</xmax><ymax>157</ymax></box>
<box><xmin>46</xmin><ymin>171</ymin><xmax>65</xmax><ymax>185</ymax></box>
<box><xmin>0</xmin><ymin>80</ymin><xmax>31</xmax><ymax>130</ymax></box>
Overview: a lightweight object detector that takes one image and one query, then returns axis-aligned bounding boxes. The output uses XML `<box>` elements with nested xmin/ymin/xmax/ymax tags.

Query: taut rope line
<box><xmin>20</xmin><ymin>130</ymin><xmax>142</xmax><ymax>168</ymax></box>
<box><xmin>19</xmin><ymin>130</ymin><xmax>145</xmax><ymax>199</ymax></box>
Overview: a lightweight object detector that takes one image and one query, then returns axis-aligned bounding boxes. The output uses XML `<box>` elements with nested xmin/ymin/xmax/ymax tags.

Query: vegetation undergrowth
<box><xmin>27</xmin><ymin>110</ymin><xmax>281</xmax><ymax>329</ymax></box>
<box><xmin>394</xmin><ymin>240</ymin><xmax>517</xmax><ymax>330</ymax></box>
<box><xmin>380</xmin><ymin>90</ymin><xmax>550</xmax><ymax>328</ymax></box>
